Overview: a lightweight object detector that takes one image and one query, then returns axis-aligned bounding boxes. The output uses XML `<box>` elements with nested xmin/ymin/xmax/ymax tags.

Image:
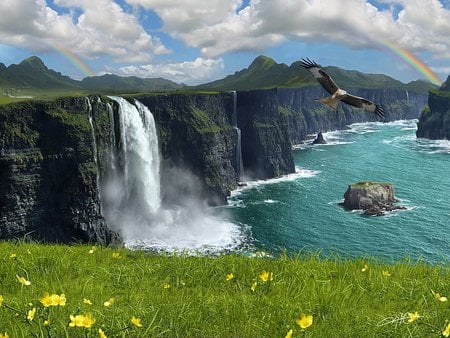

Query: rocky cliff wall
<box><xmin>0</xmin><ymin>98</ymin><xmax>121</xmax><ymax>244</ymax></box>
<box><xmin>416</xmin><ymin>77</ymin><xmax>450</xmax><ymax>140</ymax></box>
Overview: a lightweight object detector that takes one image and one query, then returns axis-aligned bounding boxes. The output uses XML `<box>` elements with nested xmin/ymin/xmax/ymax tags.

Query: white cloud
<box><xmin>0</xmin><ymin>0</ymin><xmax>169</xmax><ymax>62</ymax></box>
<box><xmin>127</xmin><ymin>0</ymin><xmax>450</xmax><ymax>58</ymax></box>
<box><xmin>118</xmin><ymin>57</ymin><xmax>224</xmax><ymax>85</ymax></box>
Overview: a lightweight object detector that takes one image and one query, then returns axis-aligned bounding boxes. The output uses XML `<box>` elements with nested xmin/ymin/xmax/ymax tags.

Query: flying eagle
<box><xmin>300</xmin><ymin>58</ymin><xmax>385</xmax><ymax>118</ymax></box>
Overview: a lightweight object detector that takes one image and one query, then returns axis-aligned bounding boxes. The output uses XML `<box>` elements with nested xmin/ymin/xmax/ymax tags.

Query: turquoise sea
<box><xmin>226</xmin><ymin>120</ymin><xmax>450</xmax><ymax>263</ymax></box>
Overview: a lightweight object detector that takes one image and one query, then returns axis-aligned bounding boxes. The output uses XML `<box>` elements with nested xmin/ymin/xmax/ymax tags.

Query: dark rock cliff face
<box><xmin>416</xmin><ymin>76</ymin><xmax>450</xmax><ymax>140</ymax></box>
<box><xmin>0</xmin><ymin>98</ymin><xmax>121</xmax><ymax>244</ymax></box>
<box><xmin>275</xmin><ymin>87</ymin><xmax>428</xmax><ymax>144</ymax></box>
<box><xmin>0</xmin><ymin>85</ymin><xmax>430</xmax><ymax>243</ymax></box>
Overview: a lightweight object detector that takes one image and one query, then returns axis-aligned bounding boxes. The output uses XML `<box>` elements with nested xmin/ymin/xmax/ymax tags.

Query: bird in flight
<box><xmin>300</xmin><ymin>58</ymin><xmax>385</xmax><ymax>118</ymax></box>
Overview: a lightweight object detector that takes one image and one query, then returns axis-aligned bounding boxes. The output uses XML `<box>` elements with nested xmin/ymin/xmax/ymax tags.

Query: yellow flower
<box><xmin>44</xmin><ymin>319</ymin><xmax>50</xmax><ymax>326</ymax></box>
<box><xmin>407</xmin><ymin>311</ymin><xmax>420</xmax><ymax>323</ymax></box>
<box><xmin>0</xmin><ymin>295</ymin><xmax>3</xmax><ymax>306</ymax></box>
<box><xmin>296</xmin><ymin>313</ymin><xmax>313</xmax><ymax>329</ymax></box>
<box><xmin>226</xmin><ymin>273</ymin><xmax>234</xmax><ymax>281</ymax></box>
<box><xmin>285</xmin><ymin>328</ymin><xmax>293</xmax><ymax>338</ymax></box>
<box><xmin>69</xmin><ymin>313</ymin><xmax>95</xmax><ymax>328</ymax></box>
<box><xmin>103</xmin><ymin>298</ymin><xmax>115</xmax><ymax>307</ymax></box>
<box><xmin>112</xmin><ymin>252</ymin><xmax>121</xmax><ymax>258</ymax></box>
<box><xmin>163</xmin><ymin>283</ymin><xmax>171</xmax><ymax>289</ymax></box>
<box><xmin>39</xmin><ymin>292</ymin><xmax>66</xmax><ymax>307</ymax></box>
<box><xmin>89</xmin><ymin>246</ymin><xmax>96</xmax><ymax>254</ymax></box>
<box><xmin>83</xmin><ymin>298</ymin><xmax>93</xmax><ymax>305</ymax></box>
<box><xmin>433</xmin><ymin>291</ymin><xmax>448</xmax><ymax>302</ymax></box>
<box><xmin>443</xmin><ymin>322</ymin><xmax>450</xmax><ymax>337</ymax></box>
<box><xmin>131</xmin><ymin>316</ymin><xmax>143</xmax><ymax>327</ymax></box>
<box><xmin>361</xmin><ymin>264</ymin><xmax>369</xmax><ymax>272</ymax></box>
<box><xmin>99</xmin><ymin>328</ymin><xmax>107</xmax><ymax>338</ymax></box>
<box><xmin>259</xmin><ymin>270</ymin><xmax>273</xmax><ymax>282</ymax></box>
<box><xmin>0</xmin><ymin>333</ymin><xmax>9</xmax><ymax>338</ymax></box>
<box><xmin>16</xmin><ymin>275</ymin><xmax>31</xmax><ymax>286</ymax></box>
<box><xmin>251</xmin><ymin>281</ymin><xmax>257</xmax><ymax>292</ymax></box>
<box><xmin>9</xmin><ymin>253</ymin><xmax>17</xmax><ymax>259</ymax></box>
<box><xmin>27</xmin><ymin>307</ymin><xmax>36</xmax><ymax>321</ymax></box>
<box><xmin>382</xmin><ymin>270</ymin><xmax>391</xmax><ymax>277</ymax></box>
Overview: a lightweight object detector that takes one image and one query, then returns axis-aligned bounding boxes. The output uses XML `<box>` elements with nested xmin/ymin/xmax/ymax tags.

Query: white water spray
<box><xmin>104</xmin><ymin>96</ymin><xmax>244</xmax><ymax>253</ymax></box>
<box><xmin>86</xmin><ymin>97</ymin><xmax>101</xmax><ymax>210</ymax></box>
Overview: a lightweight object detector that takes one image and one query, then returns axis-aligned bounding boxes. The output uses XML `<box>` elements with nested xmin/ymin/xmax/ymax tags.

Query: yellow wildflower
<box><xmin>0</xmin><ymin>333</ymin><xmax>9</xmax><ymax>338</ymax></box>
<box><xmin>69</xmin><ymin>313</ymin><xmax>95</xmax><ymax>328</ymax></box>
<box><xmin>112</xmin><ymin>252</ymin><xmax>121</xmax><ymax>258</ymax></box>
<box><xmin>433</xmin><ymin>291</ymin><xmax>448</xmax><ymax>302</ymax></box>
<box><xmin>226</xmin><ymin>273</ymin><xmax>234</xmax><ymax>281</ymax></box>
<box><xmin>285</xmin><ymin>328</ymin><xmax>293</xmax><ymax>338</ymax></box>
<box><xmin>83</xmin><ymin>298</ymin><xmax>93</xmax><ymax>305</ymax></box>
<box><xmin>361</xmin><ymin>264</ymin><xmax>369</xmax><ymax>272</ymax></box>
<box><xmin>99</xmin><ymin>328</ymin><xmax>107</xmax><ymax>338</ymax></box>
<box><xmin>251</xmin><ymin>281</ymin><xmax>257</xmax><ymax>292</ymax></box>
<box><xmin>259</xmin><ymin>270</ymin><xmax>273</xmax><ymax>282</ymax></box>
<box><xmin>443</xmin><ymin>322</ymin><xmax>450</xmax><ymax>337</ymax></box>
<box><xmin>89</xmin><ymin>246</ymin><xmax>96</xmax><ymax>254</ymax></box>
<box><xmin>16</xmin><ymin>275</ymin><xmax>31</xmax><ymax>286</ymax></box>
<box><xmin>296</xmin><ymin>313</ymin><xmax>313</xmax><ymax>329</ymax></box>
<box><xmin>407</xmin><ymin>311</ymin><xmax>420</xmax><ymax>322</ymax></box>
<box><xmin>27</xmin><ymin>308</ymin><xmax>36</xmax><ymax>321</ymax></box>
<box><xmin>163</xmin><ymin>283</ymin><xmax>171</xmax><ymax>289</ymax></box>
<box><xmin>44</xmin><ymin>319</ymin><xmax>50</xmax><ymax>326</ymax></box>
<box><xmin>39</xmin><ymin>292</ymin><xmax>66</xmax><ymax>307</ymax></box>
<box><xmin>131</xmin><ymin>316</ymin><xmax>143</xmax><ymax>327</ymax></box>
<box><xmin>9</xmin><ymin>253</ymin><xmax>17</xmax><ymax>259</ymax></box>
<box><xmin>0</xmin><ymin>295</ymin><xmax>3</xmax><ymax>306</ymax></box>
<box><xmin>382</xmin><ymin>270</ymin><xmax>391</xmax><ymax>277</ymax></box>
<box><xmin>103</xmin><ymin>298</ymin><xmax>115</xmax><ymax>307</ymax></box>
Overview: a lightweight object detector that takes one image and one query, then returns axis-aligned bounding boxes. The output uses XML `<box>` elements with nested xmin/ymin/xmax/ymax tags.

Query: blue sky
<box><xmin>0</xmin><ymin>0</ymin><xmax>449</xmax><ymax>85</ymax></box>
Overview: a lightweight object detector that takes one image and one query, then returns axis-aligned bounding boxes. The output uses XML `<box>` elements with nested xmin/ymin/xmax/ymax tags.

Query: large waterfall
<box><xmin>103</xmin><ymin>97</ymin><xmax>244</xmax><ymax>253</ymax></box>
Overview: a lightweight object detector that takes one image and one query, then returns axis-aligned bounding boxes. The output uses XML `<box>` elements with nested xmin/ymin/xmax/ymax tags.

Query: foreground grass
<box><xmin>0</xmin><ymin>242</ymin><xmax>449</xmax><ymax>337</ymax></box>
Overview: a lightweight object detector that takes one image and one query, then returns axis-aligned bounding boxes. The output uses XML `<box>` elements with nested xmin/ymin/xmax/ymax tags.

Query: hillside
<box><xmin>80</xmin><ymin>73</ymin><xmax>184</xmax><ymax>92</ymax></box>
<box><xmin>196</xmin><ymin>55</ymin><xmax>438</xmax><ymax>93</ymax></box>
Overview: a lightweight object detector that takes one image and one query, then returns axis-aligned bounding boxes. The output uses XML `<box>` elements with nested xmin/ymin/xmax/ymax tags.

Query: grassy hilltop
<box><xmin>1</xmin><ymin>242</ymin><xmax>449</xmax><ymax>337</ymax></box>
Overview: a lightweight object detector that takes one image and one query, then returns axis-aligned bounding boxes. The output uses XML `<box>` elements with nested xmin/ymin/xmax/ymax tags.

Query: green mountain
<box><xmin>196</xmin><ymin>55</ymin><xmax>438</xmax><ymax>93</ymax></box>
<box><xmin>0</xmin><ymin>56</ymin><xmax>183</xmax><ymax>96</ymax></box>
<box><xmin>80</xmin><ymin>74</ymin><xmax>183</xmax><ymax>93</ymax></box>
<box><xmin>0</xmin><ymin>56</ymin><xmax>80</xmax><ymax>90</ymax></box>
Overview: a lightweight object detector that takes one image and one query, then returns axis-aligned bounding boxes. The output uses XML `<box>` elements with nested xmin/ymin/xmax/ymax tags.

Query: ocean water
<box><xmin>225</xmin><ymin>120</ymin><xmax>450</xmax><ymax>263</ymax></box>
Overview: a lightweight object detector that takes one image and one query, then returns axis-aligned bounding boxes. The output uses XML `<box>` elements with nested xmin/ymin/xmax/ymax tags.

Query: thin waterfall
<box><xmin>86</xmin><ymin>97</ymin><xmax>101</xmax><ymax>211</ymax></box>
<box><xmin>405</xmin><ymin>90</ymin><xmax>409</xmax><ymax>103</ymax></box>
<box><xmin>231</xmin><ymin>90</ymin><xmax>244</xmax><ymax>180</ymax></box>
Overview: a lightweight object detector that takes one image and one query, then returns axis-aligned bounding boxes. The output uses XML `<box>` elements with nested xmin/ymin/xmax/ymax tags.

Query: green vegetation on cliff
<box><xmin>1</xmin><ymin>242</ymin><xmax>449</xmax><ymax>337</ymax></box>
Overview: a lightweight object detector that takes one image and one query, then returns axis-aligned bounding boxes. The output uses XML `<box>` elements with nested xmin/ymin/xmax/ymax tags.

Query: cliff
<box><xmin>0</xmin><ymin>98</ymin><xmax>121</xmax><ymax>244</ymax></box>
<box><xmin>416</xmin><ymin>76</ymin><xmax>450</xmax><ymax>140</ymax></box>
<box><xmin>0</xmin><ymin>85</ymin><xmax>428</xmax><ymax>243</ymax></box>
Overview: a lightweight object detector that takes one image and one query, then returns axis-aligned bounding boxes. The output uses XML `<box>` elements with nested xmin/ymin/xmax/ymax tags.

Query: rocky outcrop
<box><xmin>312</xmin><ymin>132</ymin><xmax>326</xmax><ymax>144</ymax></box>
<box><xmin>341</xmin><ymin>181</ymin><xmax>405</xmax><ymax>216</ymax></box>
<box><xmin>416</xmin><ymin>76</ymin><xmax>450</xmax><ymax>140</ymax></box>
<box><xmin>0</xmin><ymin>98</ymin><xmax>121</xmax><ymax>244</ymax></box>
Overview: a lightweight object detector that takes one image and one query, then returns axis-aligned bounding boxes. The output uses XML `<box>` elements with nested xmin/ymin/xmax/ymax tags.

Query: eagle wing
<box><xmin>341</xmin><ymin>94</ymin><xmax>385</xmax><ymax>118</ymax></box>
<box><xmin>299</xmin><ymin>58</ymin><xmax>340</xmax><ymax>94</ymax></box>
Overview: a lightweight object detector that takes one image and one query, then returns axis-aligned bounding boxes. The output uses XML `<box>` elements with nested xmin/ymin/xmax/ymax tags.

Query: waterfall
<box><xmin>405</xmin><ymin>90</ymin><xmax>409</xmax><ymax>103</ymax></box>
<box><xmin>86</xmin><ymin>97</ymin><xmax>101</xmax><ymax>210</ymax></box>
<box><xmin>231</xmin><ymin>90</ymin><xmax>244</xmax><ymax>181</ymax></box>
<box><xmin>101</xmin><ymin>96</ymin><xmax>244</xmax><ymax>253</ymax></box>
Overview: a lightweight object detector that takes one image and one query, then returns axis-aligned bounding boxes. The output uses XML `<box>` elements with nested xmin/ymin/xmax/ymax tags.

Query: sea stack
<box><xmin>342</xmin><ymin>181</ymin><xmax>405</xmax><ymax>216</ymax></box>
<box><xmin>312</xmin><ymin>132</ymin><xmax>327</xmax><ymax>144</ymax></box>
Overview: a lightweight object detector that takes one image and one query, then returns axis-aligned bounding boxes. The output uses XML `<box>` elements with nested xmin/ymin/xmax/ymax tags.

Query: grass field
<box><xmin>0</xmin><ymin>242</ymin><xmax>449</xmax><ymax>337</ymax></box>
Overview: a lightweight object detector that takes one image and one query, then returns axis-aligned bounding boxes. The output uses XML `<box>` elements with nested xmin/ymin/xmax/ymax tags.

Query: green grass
<box><xmin>0</xmin><ymin>242</ymin><xmax>449</xmax><ymax>337</ymax></box>
<box><xmin>350</xmin><ymin>181</ymin><xmax>393</xmax><ymax>189</ymax></box>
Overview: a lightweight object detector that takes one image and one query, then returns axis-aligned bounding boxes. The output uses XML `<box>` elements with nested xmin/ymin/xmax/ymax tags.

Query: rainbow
<box><xmin>381</xmin><ymin>40</ymin><xmax>441</xmax><ymax>86</ymax></box>
<box><xmin>49</xmin><ymin>43</ymin><xmax>94</xmax><ymax>78</ymax></box>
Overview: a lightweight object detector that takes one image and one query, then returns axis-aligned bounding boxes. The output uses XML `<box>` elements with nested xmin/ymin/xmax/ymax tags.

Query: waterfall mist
<box><xmin>102</xmin><ymin>97</ymin><xmax>245</xmax><ymax>253</ymax></box>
